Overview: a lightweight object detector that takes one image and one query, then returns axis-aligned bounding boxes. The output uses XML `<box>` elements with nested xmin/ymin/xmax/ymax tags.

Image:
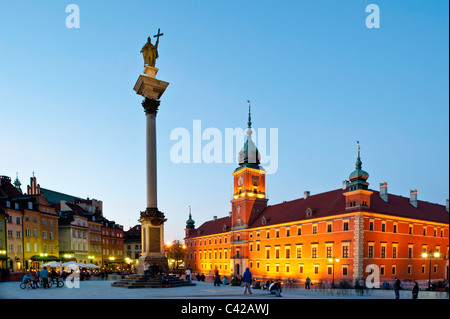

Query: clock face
<box><xmin>238</xmin><ymin>176</ymin><xmax>243</xmax><ymax>187</ymax></box>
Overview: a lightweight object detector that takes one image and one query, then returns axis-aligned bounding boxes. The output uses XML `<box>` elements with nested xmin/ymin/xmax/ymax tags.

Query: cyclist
<box><xmin>21</xmin><ymin>272</ymin><xmax>32</xmax><ymax>289</ymax></box>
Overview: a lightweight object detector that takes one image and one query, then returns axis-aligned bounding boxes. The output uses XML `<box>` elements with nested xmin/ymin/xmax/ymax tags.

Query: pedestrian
<box><xmin>269</xmin><ymin>280</ymin><xmax>282</xmax><ymax>297</ymax></box>
<box><xmin>412</xmin><ymin>281</ymin><xmax>419</xmax><ymax>299</ymax></box>
<box><xmin>214</xmin><ymin>270</ymin><xmax>221</xmax><ymax>286</ymax></box>
<box><xmin>305</xmin><ymin>277</ymin><xmax>311</xmax><ymax>289</ymax></box>
<box><xmin>222</xmin><ymin>276</ymin><xmax>228</xmax><ymax>285</ymax></box>
<box><xmin>393</xmin><ymin>277</ymin><xmax>401</xmax><ymax>299</ymax></box>
<box><xmin>185</xmin><ymin>268</ymin><xmax>191</xmax><ymax>283</ymax></box>
<box><xmin>143</xmin><ymin>260</ymin><xmax>151</xmax><ymax>279</ymax></box>
<box><xmin>41</xmin><ymin>267</ymin><xmax>49</xmax><ymax>289</ymax></box>
<box><xmin>242</xmin><ymin>267</ymin><xmax>253</xmax><ymax>294</ymax></box>
<box><xmin>359</xmin><ymin>279</ymin><xmax>365</xmax><ymax>295</ymax></box>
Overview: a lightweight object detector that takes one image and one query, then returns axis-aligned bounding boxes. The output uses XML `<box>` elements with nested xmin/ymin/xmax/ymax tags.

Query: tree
<box><xmin>167</xmin><ymin>240</ymin><xmax>186</xmax><ymax>270</ymax></box>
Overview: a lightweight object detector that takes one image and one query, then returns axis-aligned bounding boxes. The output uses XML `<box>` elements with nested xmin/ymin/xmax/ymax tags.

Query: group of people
<box><xmin>21</xmin><ymin>267</ymin><xmax>50</xmax><ymax>289</ymax></box>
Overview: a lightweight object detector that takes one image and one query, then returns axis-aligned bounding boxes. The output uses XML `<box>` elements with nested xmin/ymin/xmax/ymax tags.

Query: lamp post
<box><xmin>422</xmin><ymin>250</ymin><xmax>440</xmax><ymax>290</ymax></box>
<box><xmin>0</xmin><ymin>250</ymin><xmax>6</xmax><ymax>269</ymax></box>
<box><xmin>328</xmin><ymin>256</ymin><xmax>340</xmax><ymax>288</ymax></box>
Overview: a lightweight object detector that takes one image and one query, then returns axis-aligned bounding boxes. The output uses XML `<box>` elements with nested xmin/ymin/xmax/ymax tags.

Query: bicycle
<box><xmin>19</xmin><ymin>281</ymin><xmax>32</xmax><ymax>290</ymax></box>
<box><xmin>37</xmin><ymin>278</ymin><xmax>53</xmax><ymax>288</ymax></box>
<box><xmin>50</xmin><ymin>277</ymin><xmax>65</xmax><ymax>288</ymax></box>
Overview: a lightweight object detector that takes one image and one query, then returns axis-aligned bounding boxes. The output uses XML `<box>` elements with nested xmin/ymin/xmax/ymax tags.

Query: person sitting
<box><xmin>269</xmin><ymin>280</ymin><xmax>282</xmax><ymax>297</ymax></box>
<box><xmin>21</xmin><ymin>273</ymin><xmax>31</xmax><ymax>288</ymax></box>
<box><xmin>162</xmin><ymin>274</ymin><xmax>171</xmax><ymax>287</ymax></box>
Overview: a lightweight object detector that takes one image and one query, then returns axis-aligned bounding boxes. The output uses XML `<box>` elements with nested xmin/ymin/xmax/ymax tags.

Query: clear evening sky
<box><xmin>0</xmin><ymin>1</ymin><xmax>448</xmax><ymax>243</ymax></box>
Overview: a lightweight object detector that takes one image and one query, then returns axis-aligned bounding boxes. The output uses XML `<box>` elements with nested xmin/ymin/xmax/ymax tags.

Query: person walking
<box><xmin>242</xmin><ymin>267</ymin><xmax>253</xmax><ymax>295</ymax></box>
<box><xmin>185</xmin><ymin>268</ymin><xmax>191</xmax><ymax>283</ymax></box>
<box><xmin>412</xmin><ymin>281</ymin><xmax>419</xmax><ymax>299</ymax></box>
<box><xmin>393</xmin><ymin>277</ymin><xmax>401</xmax><ymax>299</ymax></box>
<box><xmin>214</xmin><ymin>270</ymin><xmax>221</xmax><ymax>286</ymax></box>
<box><xmin>40</xmin><ymin>267</ymin><xmax>49</xmax><ymax>289</ymax></box>
<box><xmin>305</xmin><ymin>277</ymin><xmax>311</xmax><ymax>289</ymax></box>
<box><xmin>143</xmin><ymin>260</ymin><xmax>151</xmax><ymax>280</ymax></box>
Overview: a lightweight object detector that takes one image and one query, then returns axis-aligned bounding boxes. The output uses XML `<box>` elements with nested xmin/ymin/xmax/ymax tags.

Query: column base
<box><xmin>138</xmin><ymin>255</ymin><xmax>169</xmax><ymax>275</ymax></box>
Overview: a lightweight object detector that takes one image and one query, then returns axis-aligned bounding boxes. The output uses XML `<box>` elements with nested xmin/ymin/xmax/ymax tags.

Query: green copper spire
<box><xmin>348</xmin><ymin>142</ymin><xmax>370</xmax><ymax>191</ymax></box>
<box><xmin>186</xmin><ymin>205</ymin><xmax>195</xmax><ymax>230</ymax></box>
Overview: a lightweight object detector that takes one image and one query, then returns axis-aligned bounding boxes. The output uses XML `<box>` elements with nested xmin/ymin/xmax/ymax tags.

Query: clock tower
<box><xmin>230</xmin><ymin>104</ymin><xmax>268</xmax><ymax>275</ymax></box>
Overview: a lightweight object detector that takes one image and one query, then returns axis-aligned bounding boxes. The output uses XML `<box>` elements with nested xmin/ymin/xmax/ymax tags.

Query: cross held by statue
<box><xmin>154</xmin><ymin>28</ymin><xmax>164</xmax><ymax>45</ymax></box>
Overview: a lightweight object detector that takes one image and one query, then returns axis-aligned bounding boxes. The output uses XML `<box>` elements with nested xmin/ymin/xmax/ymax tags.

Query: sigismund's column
<box><xmin>133</xmin><ymin>31</ymin><xmax>169</xmax><ymax>273</ymax></box>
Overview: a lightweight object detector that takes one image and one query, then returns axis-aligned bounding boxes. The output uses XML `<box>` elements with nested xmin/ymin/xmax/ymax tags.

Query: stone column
<box><xmin>134</xmin><ymin>66</ymin><xmax>169</xmax><ymax>274</ymax></box>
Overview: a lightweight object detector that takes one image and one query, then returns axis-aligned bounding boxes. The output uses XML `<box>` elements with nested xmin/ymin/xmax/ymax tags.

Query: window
<box><xmin>265</xmin><ymin>247</ymin><xmax>270</xmax><ymax>259</ymax></box>
<box><xmin>407</xmin><ymin>265</ymin><xmax>412</xmax><ymax>275</ymax></box>
<box><xmin>275</xmin><ymin>230</ymin><xmax>280</xmax><ymax>238</ymax></box>
<box><xmin>369</xmin><ymin>220</ymin><xmax>374</xmax><ymax>231</ymax></box>
<box><xmin>409</xmin><ymin>225</ymin><xmax>413</xmax><ymax>234</ymax></box>
<box><xmin>327</xmin><ymin>223</ymin><xmax>333</xmax><ymax>233</ymax></box>
<box><xmin>286</xmin><ymin>228</ymin><xmax>290</xmax><ymax>237</ymax></box>
<box><xmin>312</xmin><ymin>225</ymin><xmax>318</xmax><ymax>234</ymax></box>
<box><xmin>393</xmin><ymin>223</ymin><xmax>397</xmax><ymax>233</ymax></box>
<box><xmin>314</xmin><ymin>265</ymin><xmax>319</xmax><ymax>274</ymax></box>
<box><xmin>381</xmin><ymin>222</ymin><xmax>386</xmax><ymax>232</ymax></box>
<box><xmin>299</xmin><ymin>264</ymin><xmax>304</xmax><ymax>274</ymax></box>
<box><xmin>342</xmin><ymin>244</ymin><xmax>350</xmax><ymax>258</ymax></box>
<box><xmin>343</xmin><ymin>220</ymin><xmax>349</xmax><ymax>231</ymax></box>
<box><xmin>326</xmin><ymin>245</ymin><xmax>333</xmax><ymax>258</ymax></box>
<box><xmin>381</xmin><ymin>244</ymin><xmax>386</xmax><ymax>258</ymax></box>
<box><xmin>380</xmin><ymin>265</ymin><xmax>385</xmax><ymax>276</ymax></box>
<box><xmin>392</xmin><ymin>265</ymin><xmax>396</xmax><ymax>275</ymax></box>
<box><xmin>285</xmin><ymin>247</ymin><xmax>291</xmax><ymax>259</ymax></box>
<box><xmin>296</xmin><ymin>245</ymin><xmax>302</xmax><ymax>259</ymax></box>
<box><xmin>275</xmin><ymin>247</ymin><xmax>280</xmax><ymax>259</ymax></box>
<box><xmin>311</xmin><ymin>246</ymin><xmax>318</xmax><ymax>258</ymax></box>
<box><xmin>16</xmin><ymin>217</ymin><xmax>21</xmax><ymax>225</ymax></box>
<box><xmin>327</xmin><ymin>265</ymin><xmax>333</xmax><ymax>275</ymax></box>
<box><xmin>368</xmin><ymin>243</ymin><xmax>374</xmax><ymax>258</ymax></box>
<box><xmin>408</xmin><ymin>245</ymin><xmax>413</xmax><ymax>258</ymax></box>
<box><xmin>342</xmin><ymin>265</ymin><xmax>348</xmax><ymax>276</ymax></box>
<box><xmin>297</xmin><ymin>227</ymin><xmax>302</xmax><ymax>236</ymax></box>
<box><xmin>392</xmin><ymin>244</ymin><xmax>398</xmax><ymax>259</ymax></box>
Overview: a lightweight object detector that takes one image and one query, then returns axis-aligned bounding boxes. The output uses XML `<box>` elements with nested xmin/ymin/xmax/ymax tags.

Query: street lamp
<box><xmin>422</xmin><ymin>250</ymin><xmax>440</xmax><ymax>290</ymax></box>
<box><xmin>328</xmin><ymin>257</ymin><xmax>340</xmax><ymax>288</ymax></box>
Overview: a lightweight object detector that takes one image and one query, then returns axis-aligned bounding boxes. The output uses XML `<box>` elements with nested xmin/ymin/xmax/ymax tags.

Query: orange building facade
<box><xmin>184</xmin><ymin>112</ymin><xmax>449</xmax><ymax>287</ymax></box>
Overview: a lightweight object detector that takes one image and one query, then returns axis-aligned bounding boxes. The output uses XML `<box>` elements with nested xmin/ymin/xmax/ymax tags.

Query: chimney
<box><xmin>213</xmin><ymin>216</ymin><xmax>217</xmax><ymax>221</ymax></box>
<box><xmin>304</xmin><ymin>191</ymin><xmax>310</xmax><ymax>199</ymax></box>
<box><xmin>410</xmin><ymin>189</ymin><xmax>418</xmax><ymax>208</ymax></box>
<box><xmin>342</xmin><ymin>180</ymin><xmax>349</xmax><ymax>190</ymax></box>
<box><xmin>380</xmin><ymin>182</ymin><xmax>388</xmax><ymax>202</ymax></box>
<box><xmin>446</xmin><ymin>199</ymin><xmax>449</xmax><ymax>213</ymax></box>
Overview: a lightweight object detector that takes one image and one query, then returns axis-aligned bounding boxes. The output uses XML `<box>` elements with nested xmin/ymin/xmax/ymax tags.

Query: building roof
<box><xmin>40</xmin><ymin>188</ymin><xmax>84</xmax><ymax>204</ymax></box>
<box><xmin>192</xmin><ymin>216</ymin><xmax>231</xmax><ymax>238</ymax></box>
<box><xmin>188</xmin><ymin>189</ymin><xmax>448</xmax><ymax>238</ymax></box>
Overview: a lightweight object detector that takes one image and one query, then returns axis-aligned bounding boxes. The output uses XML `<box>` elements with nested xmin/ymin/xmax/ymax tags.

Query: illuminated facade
<box><xmin>184</xmin><ymin>111</ymin><xmax>449</xmax><ymax>286</ymax></box>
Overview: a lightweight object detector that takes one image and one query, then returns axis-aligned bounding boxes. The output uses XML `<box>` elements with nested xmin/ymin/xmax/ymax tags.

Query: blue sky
<box><xmin>0</xmin><ymin>0</ymin><xmax>448</xmax><ymax>243</ymax></box>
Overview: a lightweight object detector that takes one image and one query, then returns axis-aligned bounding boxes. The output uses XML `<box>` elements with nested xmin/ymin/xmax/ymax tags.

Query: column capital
<box><xmin>142</xmin><ymin>98</ymin><xmax>160</xmax><ymax>116</ymax></box>
<box><xmin>139</xmin><ymin>207</ymin><xmax>167</xmax><ymax>226</ymax></box>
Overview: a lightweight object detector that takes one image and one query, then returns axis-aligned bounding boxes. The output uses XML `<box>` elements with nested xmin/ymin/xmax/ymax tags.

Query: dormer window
<box><xmin>261</xmin><ymin>216</ymin><xmax>268</xmax><ymax>225</ymax></box>
<box><xmin>305</xmin><ymin>207</ymin><xmax>316</xmax><ymax>218</ymax></box>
